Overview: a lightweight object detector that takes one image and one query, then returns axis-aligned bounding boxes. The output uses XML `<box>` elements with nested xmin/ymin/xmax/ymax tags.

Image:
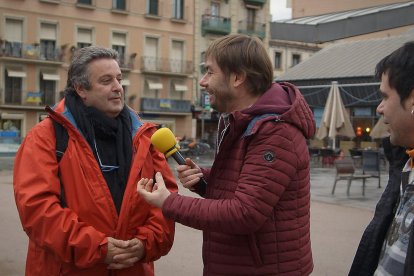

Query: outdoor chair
<box><xmin>349</xmin><ymin>148</ymin><xmax>363</xmax><ymax>167</ymax></box>
<box><xmin>362</xmin><ymin>150</ymin><xmax>381</xmax><ymax>188</ymax></box>
<box><xmin>308</xmin><ymin>147</ymin><xmax>321</xmax><ymax>164</ymax></box>
<box><xmin>332</xmin><ymin>158</ymin><xmax>373</xmax><ymax>196</ymax></box>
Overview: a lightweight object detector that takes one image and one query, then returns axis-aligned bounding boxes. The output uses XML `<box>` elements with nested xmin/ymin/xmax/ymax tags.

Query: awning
<box><xmin>42</xmin><ymin>73</ymin><xmax>60</xmax><ymax>81</ymax></box>
<box><xmin>174</xmin><ymin>84</ymin><xmax>188</xmax><ymax>91</ymax></box>
<box><xmin>121</xmin><ymin>79</ymin><xmax>130</xmax><ymax>86</ymax></box>
<box><xmin>1</xmin><ymin>113</ymin><xmax>25</xmax><ymax>120</ymax></box>
<box><xmin>147</xmin><ymin>80</ymin><xmax>163</xmax><ymax>90</ymax></box>
<box><xmin>7</xmin><ymin>70</ymin><xmax>27</xmax><ymax>78</ymax></box>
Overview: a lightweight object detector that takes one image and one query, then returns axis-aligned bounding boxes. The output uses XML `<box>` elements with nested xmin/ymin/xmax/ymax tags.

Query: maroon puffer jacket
<box><xmin>163</xmin><ymin>82</ymin><xmax>315</xmax><ymax>275</ymax></box>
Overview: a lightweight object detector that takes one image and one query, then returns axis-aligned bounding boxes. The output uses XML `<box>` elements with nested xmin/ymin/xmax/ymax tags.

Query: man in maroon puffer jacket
<box><xmin>138</xmin><ymin>34</ymin><xmax>315</xmax><ymax>275</ymax></box>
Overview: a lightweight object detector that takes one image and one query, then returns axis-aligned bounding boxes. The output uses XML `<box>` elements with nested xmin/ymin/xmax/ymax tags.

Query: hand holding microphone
<box><xmin>151</xmin><ymin>128</ymin><xmax>207</xmax><ymax>195</ymax></box>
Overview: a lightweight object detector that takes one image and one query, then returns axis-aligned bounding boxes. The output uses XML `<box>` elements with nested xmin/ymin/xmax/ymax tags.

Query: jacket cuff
<box><xmin>99</xmin><ymin>237</ymin><xmax>108</xmax><ymax>262</ymax></box>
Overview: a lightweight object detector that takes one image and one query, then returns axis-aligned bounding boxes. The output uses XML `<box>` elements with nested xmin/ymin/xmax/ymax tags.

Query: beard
<box><xmin>208</xmin><ymin>85</ymin><xmax>234</xmax><ymax>113</ymax></box>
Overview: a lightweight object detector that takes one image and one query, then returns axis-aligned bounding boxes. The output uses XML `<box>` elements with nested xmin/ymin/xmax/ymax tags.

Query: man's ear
<box><xmin>74</xmin><ymin>85</ymin><xmax>87</xmax><ymax>100</ymax></box>
<box><xmin>232</xmin><ymin>71</ymin><xmax>246</xmax><ymax>88</ymax></box>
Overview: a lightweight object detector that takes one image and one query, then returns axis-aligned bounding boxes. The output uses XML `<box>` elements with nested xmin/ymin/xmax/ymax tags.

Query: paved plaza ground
<box><xmin>0</xmin><ymin>155</ymin><xmax>387</xmax><ymax>275</ymax></box>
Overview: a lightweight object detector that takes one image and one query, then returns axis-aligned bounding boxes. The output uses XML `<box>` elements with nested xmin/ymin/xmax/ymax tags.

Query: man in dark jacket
<box><xmin>137</xmin><ymin>34</ymin><xmax>315</xmax><ymax>275</ymax></box>
<box><xmin>349</xmin><ymin>41</ymin><xmax>414</xmax><ymax>275</ymax></box>
<box><xmin>349</xmin><ymin>136</ymin><xmax>408</xmax><ymax>275</ymax></box>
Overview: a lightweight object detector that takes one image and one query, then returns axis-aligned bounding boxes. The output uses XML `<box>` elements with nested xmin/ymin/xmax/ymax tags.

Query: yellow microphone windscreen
<box><xmin>151</xmin><ymin>127</ymin><xmax>179</xmax><ymax>157</ymax></box>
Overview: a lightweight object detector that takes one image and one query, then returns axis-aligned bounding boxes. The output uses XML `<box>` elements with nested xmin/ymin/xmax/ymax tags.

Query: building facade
<box><xmin>0</xmin><ymin>0</ymin><xmax>195</xmax><ymax>150</ymax></box>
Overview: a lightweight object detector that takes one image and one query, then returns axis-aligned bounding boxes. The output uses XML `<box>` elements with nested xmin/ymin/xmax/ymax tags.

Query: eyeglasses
<box><xmin>93</xmin><ymin>140</ymin><xmax>119</xmax><ymax>172</ymax></box>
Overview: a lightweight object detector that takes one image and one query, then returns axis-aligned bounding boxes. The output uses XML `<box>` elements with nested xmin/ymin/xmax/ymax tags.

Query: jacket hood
<box><xmin>239</xmin><ymin>82</ymin><xmax>316</xmax><ymax>139</ymax></box>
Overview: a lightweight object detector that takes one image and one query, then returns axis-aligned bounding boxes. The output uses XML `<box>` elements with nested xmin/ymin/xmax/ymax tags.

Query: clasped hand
<box><xmin>105</xmin><ymin>237</ymin><xmax>145</xmax><ymax>269</ymax></box>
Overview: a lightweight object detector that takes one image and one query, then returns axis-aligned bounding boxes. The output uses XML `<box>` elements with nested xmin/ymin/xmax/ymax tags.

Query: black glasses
<box><xmin>93</xmin><ymin>140</ymin><xmax>119</xmax><ymax>172</ymax></box>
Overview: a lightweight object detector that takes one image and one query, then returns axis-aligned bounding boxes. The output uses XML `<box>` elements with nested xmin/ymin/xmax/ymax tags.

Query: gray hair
<box><xmin>65</xmin><ymin>46</ymin><xmax>119</xmax><ymax>95</ymax></box>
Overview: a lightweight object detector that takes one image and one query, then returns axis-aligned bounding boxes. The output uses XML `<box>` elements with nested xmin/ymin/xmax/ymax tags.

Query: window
<box><xmin>211</xmin><ymin>2</ymin><xmax>220</xmax><ymax>16</ymax></box>
<box><xmin>274</xmin><ymin>52</ymin><xmax>282</xmax><ymax>69</ymax></box>
<box><xmin>147</xmin><ymin>0</ymin><xmax>158</xmax><ymax>15</ymax></box>
<box><xmin>112</xmin><ymin>32</ymin><xmax>126</xmax><ymax>66</ymax></box>
<box><xmin>144</xmin><ymin>37</ymin><xmax>159</xmax><ymax>71</ymax></box>
<box><xmin>353</xmin><ymin>107</ymin><xmax>372</xmax><ymax>117</ymax></box>
<box><xmin>40</xmin><ymin>22</ymin><xmax>57</xmax><ymax>60</ymax></box>
<box><xmin>0</xmin><ymin>118</ymin><xmax>22</xmax><ymax>140</ymax></box>
<box><xmin>292</xmin><ymin>54</ymin><xmax>301</xmax><ymax>67</ymax></box>
<box><xmin>77</xmin><ymin>28</ymin><xmax>93</xmax><ymax>48</ymax></box>
<box><xmin>171</xmin><ymin>40</ymin><xmax>184</xmax><ymax>73</ymax></box>
<box><xmin>170</xmin><ymin>79</ymin><xmax>187</xmax><ymax>100</ymax></box>
<box><xmin>173</xmin><ymin>0</ymin><xmax>184</xmax><ymax>19</ymax></box>
<box><xmin>246</xmin><ymin>8</ymin><xmax>256</xmax><ymax>31</ymax></box>
<box><xmin>5</xmin><ymin>69</ymin><xmax>25</xmax><ymax>104</ymax></box>
<box><xmin>113</xmin><ymin>0</ymin><xmax>126</xmax><ymax>10</ymax></box>
<box><xmin>4</xmin><ymin>18</ymin><xmax>23</xmax><ymax>57</ymax></box>
<box><xmin>78</xmin><ymin>0</ymin><xmax>91</xmax><ymax>4</ymax></box>
<box><xmin>40</xmin><ymin>72</ymin><xmax>59</xmax><ymax>105</ymax></box>
<box><xmin>200</xmin><ymin>52</ymin><xmax>206</xmax><ymax>74</ymax></box>
<box><xmin>144</xmin><ymin>77</ymin><xmax>162</xmax><ymax>98</ymax></box>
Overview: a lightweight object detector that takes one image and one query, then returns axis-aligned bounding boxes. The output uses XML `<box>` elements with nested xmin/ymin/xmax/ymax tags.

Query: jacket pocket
<box><xmin>248</xmin><ymin>234</ymin><xmax>263</xmax><ymax>266</ymax></box>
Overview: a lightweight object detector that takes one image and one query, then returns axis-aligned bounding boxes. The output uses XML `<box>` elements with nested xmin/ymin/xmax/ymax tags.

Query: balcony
<box><xmin>118</xmin><ymin>54</ymin><xmax>135</xmax><ymax>71</ymax></box>
<box><xmin>140</xmin><ymin>97</ymin><xmax>192</xmax><ymax>114</ymax></box>
<box><xmin>243</xmin><ymin>0</ymin><xmax>266</xmax><ymax>6</ymax></box>
<box><xmin>141</xmin><ymin>57</ymin><xmax>192</xmax><ymax>76</ymax></box>
<box><xmin>238</xmin><ymin>20</ymin><xmax>266</xmax><ymax>39</ymax></box>
<box><xmin>0</xmin><ymin>42</ymin><xmax>64</xmax><ymax>64</ymax></box>
<box><xmin>0</xmin><ymin>90</ymin><xmax>56</xmax><ymax>109</ymax></box>
<box><xmin>201</xmin><ymin>14</ymin><xmax>231</xmax><ymax>36</ymax></box>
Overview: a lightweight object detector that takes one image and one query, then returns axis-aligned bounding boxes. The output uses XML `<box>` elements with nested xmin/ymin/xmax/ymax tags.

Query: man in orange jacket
<box><xmin>13</xmin><ymin>46</ymin><xmax>177</xmax><ymax>275</ymax></box>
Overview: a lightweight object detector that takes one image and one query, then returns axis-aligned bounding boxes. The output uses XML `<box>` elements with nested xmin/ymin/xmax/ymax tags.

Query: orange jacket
<box><xmin>13</xmin><ymin>100</ymin><xmax>177</xmax><ymax>275</ymax></box>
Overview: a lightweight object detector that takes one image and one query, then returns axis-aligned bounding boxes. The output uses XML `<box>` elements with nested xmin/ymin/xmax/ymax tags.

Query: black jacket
<box><xmin>349</xmin><ymin>137</ymin><xmax>409</xmax><ymax>276</ymax></box>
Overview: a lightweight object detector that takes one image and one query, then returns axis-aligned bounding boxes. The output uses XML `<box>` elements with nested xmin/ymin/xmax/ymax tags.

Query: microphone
<box><xmin>151</xmin><ymin>128</ymin><xmax>207</xmax><ymax>195</ymax></box>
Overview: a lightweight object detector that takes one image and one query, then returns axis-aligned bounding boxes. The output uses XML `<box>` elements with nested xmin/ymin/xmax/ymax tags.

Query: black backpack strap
<box><xmin>52</xmin><ymin>120</ymin><xmax>69</xmax><ymax>208</ymax></box>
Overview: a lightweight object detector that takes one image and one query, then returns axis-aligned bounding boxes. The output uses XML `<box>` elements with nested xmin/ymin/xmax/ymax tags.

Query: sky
<box><xmin>270</xmin><ymin>0</ymin><xmax>292</xmax><ymax>21</ymax></box>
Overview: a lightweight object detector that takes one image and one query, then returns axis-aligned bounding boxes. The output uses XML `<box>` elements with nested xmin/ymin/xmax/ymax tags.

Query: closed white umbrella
<box><xmin>370</xmin><ymin>116</ymin><xmax>388</xmax><ymax>139</ymax></box>
<box><xmin>316</xmin><ymin>81</ymin><xmax>356</xmax><ymax>148</ymax></box>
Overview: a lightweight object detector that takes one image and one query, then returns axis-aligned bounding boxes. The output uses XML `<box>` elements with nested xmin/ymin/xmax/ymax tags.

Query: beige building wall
<box><xmin>0</xmin><ymin>0</ymin><xmax>195</xmax><ymax>140</ymax></box>
<box><xmin>292</xmin><ymin>0</ymin><xmax>406</xmax><ymax>18</ymax></box>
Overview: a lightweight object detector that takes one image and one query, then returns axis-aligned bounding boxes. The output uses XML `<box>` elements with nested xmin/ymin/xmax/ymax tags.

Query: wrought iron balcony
<box><xmin>0</xmin><ymin>42</ymin><xmax>64</xmax><ymax>63</ymax></box>
<box><xmin>140</xmin><ymin>97</ymin><xmax>192</xmax><ymax>114</ymax></box>
<box><xmin>141</xmin><ymin>56</ymin><xmax>192</xmax><ymax>75</ymax></box>
<box><xmin>238</xmin><ymin>20</ymin><xmax>266</xmax><ymax>39</ymax></box>
<box><xmin>243</xmin><ymin>0</ymin><xmax>266</xmax><ymax>6</ymax></box>
<box><xmin>118</xmin><ymin>54</ymin><xmax>134</xmax><ymax>70</ymax></box>
<box><xmin>201</xmin><ymin>14</ymin><xmax>231</xmax><ymax>36</ymax></box>
<box><xmin>0</xmin><ymin>89</ymin><xmax>56</xmax><ymax>108</ymax></box>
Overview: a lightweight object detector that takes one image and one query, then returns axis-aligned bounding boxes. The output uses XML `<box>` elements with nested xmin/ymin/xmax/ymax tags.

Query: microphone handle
<box><xmin>171</xmin><ymin>151</ymin><xmax>207</xmax><ymax>195</ymax></box>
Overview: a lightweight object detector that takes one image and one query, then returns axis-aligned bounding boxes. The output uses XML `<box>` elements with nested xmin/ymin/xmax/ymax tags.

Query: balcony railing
<box><xmin>201</xmin><ymin>14</ymin><xmax>231</xmax><ymax>36</ymax></box>
<box><xmin>118</xmin><ymin>55</ymin><xmax>134</xmax><ymax>70</ymax></box>
<box><xmin>0</xmin><ymin>42</ymin><xmax>64</xmax><ymax>62</ymax></box>
<box><xmin>243</xmin><ymin>0</ymin><xmax>266</xmax><ymax>6</ymax></box>
<box><xmin>238</xmin><ymin>20</ymin><xmax>266</xmax><ymax>39</ymax></box>
<box><xmin>141</xmin><ymin>57</ymin><xmax>192</xmax><ymax>75</ymax></box>
<box><xmin>140</xmin><ymin>97</ymin><xmax>192</xmax><ymax>114</ymax></box>
<box><xmin>0</xmin><ymin>90</ymin><xmax>57</xmax><ymax>107</ymax></box>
